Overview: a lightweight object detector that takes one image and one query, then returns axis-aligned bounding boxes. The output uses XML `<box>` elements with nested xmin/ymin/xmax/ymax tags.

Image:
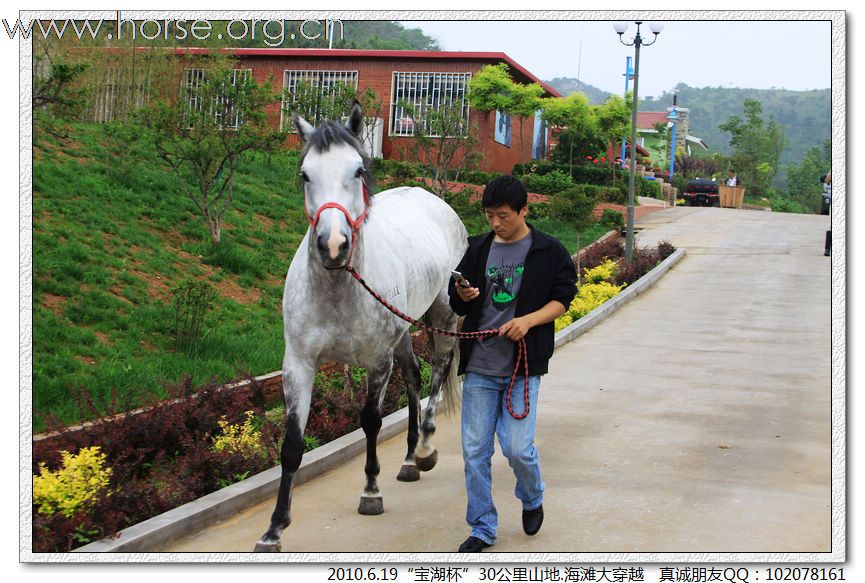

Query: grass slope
<box><xmin>32</xmin><ymin>122</ymin><xmax>601</xmax><ymax>431</ymax></box>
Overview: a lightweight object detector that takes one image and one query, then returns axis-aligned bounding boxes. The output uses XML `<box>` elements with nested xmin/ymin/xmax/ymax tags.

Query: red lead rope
<box><xmin>346</xmin><ymin>267</ymin><xmax>531</xmax><ymax>420</ymax></box>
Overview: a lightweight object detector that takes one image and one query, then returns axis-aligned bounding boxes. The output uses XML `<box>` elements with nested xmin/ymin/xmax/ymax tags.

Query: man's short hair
<box><xmin>482</xmin><ymin>175</ymin><xmax>528</xmax><ymax>211</ymax></box>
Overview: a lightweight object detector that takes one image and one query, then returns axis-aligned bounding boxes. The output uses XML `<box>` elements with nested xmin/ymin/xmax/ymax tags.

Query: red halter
<box><xmin>304</xmin><ymin>182</ymin><xmax>370</xmax><ymax>268</ymax></box>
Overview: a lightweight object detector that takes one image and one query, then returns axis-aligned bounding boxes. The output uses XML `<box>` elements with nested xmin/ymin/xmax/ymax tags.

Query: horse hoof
<box><xmin>358</xmin><ymin>496</ymin><xmax>384</xmax><ymax>515</ymax></box>
<box><xmin>396</xmin><ymin>464</ymin><xmax>420</xmax><ymax>482</ymax></box>
<box><xmin>254</xmin><ymin>540</ymin><xmax>282</xmax><ymax>553</ymax></box>
<box><xmin>416</xmin><ymin>449</ymin><xmax>438</xmax><ymax>472</ymax></box>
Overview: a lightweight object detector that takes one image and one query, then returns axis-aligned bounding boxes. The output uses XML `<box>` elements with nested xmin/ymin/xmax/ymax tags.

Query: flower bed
<box><xmin>32</xmin><ymin>336</ymin><xmax>432</xmax><ymax>552</ymax></box>
<box><xmin>556</xmin><ymin>235</ymin><xmax>676</xmax><ymax>332</ymax></box>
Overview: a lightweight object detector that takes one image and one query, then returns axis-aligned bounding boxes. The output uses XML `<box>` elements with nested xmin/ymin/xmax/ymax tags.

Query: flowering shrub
<box><xmin>569</xmin><ymin>281</ymin><xmax>626</xmax><ymax>319</ymax></box>
<box><xmin>211</xmin><ymin>411</ymin><xmax>263</xmax><ymax>457</ymax></box>
<box><xmin>582</xmin><ymin>259</ymin><xmax>618</xmax><ymax>285</ymax></box>
<box><xmin>554</xmin><ymin>312</ymin><xmax>573</xmax><ymax>332</ymax></box>
<box><xmin>33</xmin><ymin>446</ymin><xmax>112</xmax><ymax>518</ymax></box>
<box><xmin>555</xmin><ymin>259</ymin><xmax>626</xmax><ymax>332</ymax></box>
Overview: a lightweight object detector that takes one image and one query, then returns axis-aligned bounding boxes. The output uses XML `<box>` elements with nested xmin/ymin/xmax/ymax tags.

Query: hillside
<box><xmin>640</xmin><ymin>84</ymin><xmax>830</xmax><ymax>173</ymax></box>
<box><xmin>32</xmin><ymin>123</ymin><xmax>306</xmax><ymax>430</ymax></box>
<box><xmin>31</xmin><ymin>121</ymin><xmax>592</xmax><ymax>431</ymax></box>
<box><xmin>546</xmin><ymin>77</ymin><xmax>613</xmax><ymax>105</ymax></box>
<box><xmin>547</xmin><ymin>78</ymin><xmax>831</xmax><ymax>185</ymax></box>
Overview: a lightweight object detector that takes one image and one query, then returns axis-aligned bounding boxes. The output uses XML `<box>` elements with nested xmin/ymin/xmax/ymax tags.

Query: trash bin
<box><xmin>719</xmin><ymin>185</ymin><xmax>745</xmax><ymax>208</ymax></box>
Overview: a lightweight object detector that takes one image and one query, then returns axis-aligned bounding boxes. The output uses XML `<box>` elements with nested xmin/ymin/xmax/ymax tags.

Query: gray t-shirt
<box><xmin>466</xmin><ymin>233</ymin><xmax>533</xmax><ymax>376</ymax></box>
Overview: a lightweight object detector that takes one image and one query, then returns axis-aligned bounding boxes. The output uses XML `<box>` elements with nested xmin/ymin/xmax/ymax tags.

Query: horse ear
<box><xmin>348</xmin><ymin>100</ymin><xmax>363</xmax><ymax>138</ymax></box>
<box><xmin>292</xmin><ymin>113</ymin><xmax>315</xmax><ymax>142</ymax></box>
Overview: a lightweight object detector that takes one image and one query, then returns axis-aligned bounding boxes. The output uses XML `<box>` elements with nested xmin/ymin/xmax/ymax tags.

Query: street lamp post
<box><xmin>614</xmin><ymin>20</ymin><xmax>663</xmax><ymax>261</ymax></box>
<box><xmin>620</xmin><ymin>56</ymin><xmax>633</xmax><ymax>170</ymax></box>
<box><xmin>667</xmin><ymin>94</ymin><xmax>678</xmax><ymax>206</ymax></box>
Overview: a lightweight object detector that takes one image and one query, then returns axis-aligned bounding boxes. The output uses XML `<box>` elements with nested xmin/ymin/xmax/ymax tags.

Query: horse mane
<box><xmin>298</xmin><ymin>119</ymin><xmax>375</xmax><ymax>209</ymax></box>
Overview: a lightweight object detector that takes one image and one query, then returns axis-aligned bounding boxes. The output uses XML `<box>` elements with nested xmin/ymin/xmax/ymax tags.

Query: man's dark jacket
<box><xmin>448</xmin><ymin>225</ymin><xmax>577</xmax><ymax>376</ymax></box>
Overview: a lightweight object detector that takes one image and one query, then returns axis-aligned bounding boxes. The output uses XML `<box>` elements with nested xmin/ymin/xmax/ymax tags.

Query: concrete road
<box><xmin>164</xmin><ymin>207</ymin><xmax>832</xmax><ymax>554</ymax></box>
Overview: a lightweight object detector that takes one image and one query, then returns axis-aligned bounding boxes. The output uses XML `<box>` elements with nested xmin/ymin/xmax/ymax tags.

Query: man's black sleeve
<box><xmin>548</xmin><ymin>242</ymin><xmax>578</xmax><ymax>310</ymax></box>
<box><xmin>448</xmin><ymin>247</ymin><xmax>475</xmax><ymax>316</ymax></box>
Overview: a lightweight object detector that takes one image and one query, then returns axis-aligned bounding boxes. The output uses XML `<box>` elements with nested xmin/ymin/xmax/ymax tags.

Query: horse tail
<box><xmin>437</xmin><ymin>341</ymin><xmax>462</xmax><ymax>416</ymax></box>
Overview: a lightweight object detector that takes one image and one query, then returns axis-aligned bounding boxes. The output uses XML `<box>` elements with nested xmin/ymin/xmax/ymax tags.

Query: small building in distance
<box><xmin>89</xmin><ymin>47</ymin><xmax>561</xmax><ymax>174</ymax></box>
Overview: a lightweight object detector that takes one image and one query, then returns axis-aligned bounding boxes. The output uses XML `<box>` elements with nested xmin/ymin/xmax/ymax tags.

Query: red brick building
<box><xmin>194</xmin><ymin>48</ymin><xmax>561</xmax><ymax>174</ymax></box>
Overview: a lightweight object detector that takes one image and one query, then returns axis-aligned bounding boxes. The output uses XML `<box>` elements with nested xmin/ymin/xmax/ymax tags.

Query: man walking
<box><xmin>448</xmin><ymin>176</ymin><xmax>577</xmax><ymax>552</ymax></box>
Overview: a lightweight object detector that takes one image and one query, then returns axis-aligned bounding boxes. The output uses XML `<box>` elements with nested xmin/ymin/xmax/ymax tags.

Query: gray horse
<box><xmin>255</xmin><ymin>103</ymin><xmax>467</xmax><ymax>552</ymax></box>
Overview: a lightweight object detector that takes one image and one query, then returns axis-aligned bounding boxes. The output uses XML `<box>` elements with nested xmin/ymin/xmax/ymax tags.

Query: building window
<box><xmin>531</xmin><ymin>109</ymin><xmax>547</xmax><ymax>160</ymax></box>
<box><xmin>183</xmin><ymin>68</ymin><xmax>252</xmax><ymax>130</ymax></box>
<box><xmin>494</xmin><ymin>109</ymin><xmax>512</xmax><ymax>147</ymax></box>
<box><xmin>389</xmin><ymin>71</ymin><xmax>471</xmax><ymax>137</ymax></box>
<box><xmin>282</xmin><ymin>69</ymin><xmax>359</xmax><ymax>129</ymax></box>
<box><xmin>91</xmin><ymin>66</ymin><xmax>150</xmax><ymax>123</ymax></box>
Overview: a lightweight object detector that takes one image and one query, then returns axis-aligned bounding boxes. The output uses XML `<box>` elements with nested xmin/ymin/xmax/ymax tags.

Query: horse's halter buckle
<box><xmin>304</xmin><ymin>182</ymin><xmax>370</xmax><ymax>269</ymax></box>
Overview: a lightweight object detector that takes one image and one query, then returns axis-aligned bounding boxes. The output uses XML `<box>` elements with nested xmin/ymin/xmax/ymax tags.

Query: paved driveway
<box><xmin>164</xmin><ymin>207</ymin><xmax>833</xmax><ymax>555</ymax></box>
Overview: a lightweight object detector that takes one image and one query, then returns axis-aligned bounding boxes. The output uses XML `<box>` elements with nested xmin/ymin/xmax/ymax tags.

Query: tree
<box><xmin>401</xmin><ymin>98</ymin><xmax>479</xmax><ymax>198</ymax></box>
<box><xmin>357</xmin><ymin>87</ymin><xmax>384</xmax><ymax>158</ymax></box>
<box><xmin>784</xmin><ymin>139</ymin><xmax>830</xmax><ymax>214</ymax></box>
<box><xmin>32</xmin><ymin>38</ymin><xmax>91</xmax><ymax>135</ymax></box>
<box><xmin>137</xmin><ymin>57</ymin><xmax>286</xmax><ymax>245</ymax></box>
<box><xmin>509</xmin><ymin>82</ymin><xmax>545</xmax><ymax>162</ymax></box>
<box><xmin>467</xmin><ymin>63</ymin><xmax>516</xmax><ymax>112</ymax></box>
<box><xmin>541</xmin><ymin>92</ymin><xmax>602</xmax><ymax>167</ymax></box>
<box><xmin>284</xmin><ymin>79</ymin><xmax>357</xmax><ymax>127</ymax></box>
<box><xmin>718</xmin><ymin>98</ymin><xmax>787</xmax><ymax>196</ymax></box>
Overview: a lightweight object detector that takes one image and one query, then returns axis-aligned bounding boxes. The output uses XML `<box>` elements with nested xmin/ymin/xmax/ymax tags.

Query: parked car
<box><xmin>820</xmin><ymin>174</ymin><xmax>831</xmax><ymax>215</ymax></box>
<box><xmin>682</xmin><ymin>178</ymin><xmax>719</xmax><ymax>207</ymax></box>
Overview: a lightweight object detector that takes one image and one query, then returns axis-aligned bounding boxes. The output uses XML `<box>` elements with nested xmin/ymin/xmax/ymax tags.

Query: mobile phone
<box><xmin>451</xmin><ymin>270</ymin><xmax>471</xmax><ymax>288</ymax></box>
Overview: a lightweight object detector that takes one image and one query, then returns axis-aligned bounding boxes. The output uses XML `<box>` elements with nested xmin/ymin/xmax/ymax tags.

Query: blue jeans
<box><xmin>461</xmin><ymin>372</ymin><xmax>543</xmax><ymax>545</ymax></box>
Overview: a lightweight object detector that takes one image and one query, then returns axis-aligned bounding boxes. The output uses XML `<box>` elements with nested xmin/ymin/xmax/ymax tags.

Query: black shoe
<box><xmin>824</xmin><ymin>249</ymin><xmax>831</xmax><ymax>256</ymax></box>
<box><xmin>458</xmin><ymin>536</ymin><xmax>492</xmax><ymax>553</ymax></box>
<box><xmin>522</xmin><ymin>505</ymin><xmax>544</xmax><ymax>535</ymax></box>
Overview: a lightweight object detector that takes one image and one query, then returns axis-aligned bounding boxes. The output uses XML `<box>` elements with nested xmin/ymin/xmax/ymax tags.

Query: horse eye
<box><xmin>300</xmin><ymin>171</ymin><xmax>310</xmax><ymax>182</ymax></box>
<box><xmin>355</xmin><ymin>167</ymin><xmax>364</xmax><ymax>178</ymax></box>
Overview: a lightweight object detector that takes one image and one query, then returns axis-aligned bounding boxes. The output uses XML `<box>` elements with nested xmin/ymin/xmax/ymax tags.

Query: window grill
<box><xmin>183</xmin><ymin>68</ymin><xmax>252</xmax><ymax>130</ymax></box>
<box><xmin>90</xmin><ymin>66</ymin><xmax>150</xmax><ymax>123</ymax></box>
<box><xmin>281</xmin><ymin>70</ymin><xmax>359</xmax><ymax>129</ymax></box>
<box><xmin>389</xmin><ymin>72</ymin><xmax>471</xmax><ymax>137</ymax></box>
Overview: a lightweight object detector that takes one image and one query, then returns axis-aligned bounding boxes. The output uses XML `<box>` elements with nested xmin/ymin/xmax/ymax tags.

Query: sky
<box><xmin>402</xmin><ymin>19</ymin><xmax>832</xmax><ymax>98</ymax></box>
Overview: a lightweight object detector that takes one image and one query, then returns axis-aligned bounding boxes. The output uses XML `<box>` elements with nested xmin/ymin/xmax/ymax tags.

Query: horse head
<box><xmin>294</xmin><ymin>101</ymin><xmax>373</xmax><ymax>270</ymax></box>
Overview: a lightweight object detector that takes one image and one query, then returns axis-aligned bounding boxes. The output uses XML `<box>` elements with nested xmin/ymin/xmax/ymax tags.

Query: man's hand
<box><xmin>455</xmin><ymin>282</ymin><xmax>480</xmax><ymax>303</ymax></box>
<box><xmin>498</xmin><ymin>315</ymin><xmax>534</xmax><ymax>341</ymax></box>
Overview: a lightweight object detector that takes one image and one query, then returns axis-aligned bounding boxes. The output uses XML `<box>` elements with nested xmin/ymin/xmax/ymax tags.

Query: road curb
<box><xmin>76</xmin><ymin>247</ymin><xmax>686</xmax><ymax>553</ymax></box>
<box><xmin>555</xmin><ymin>248</ymin><xmax>687</xmax><ymax>347</ymax></box>
<box><xmin>74</xmin><ymin>398</ymin><xmax>426</xmax><ymax>553</ymax></box>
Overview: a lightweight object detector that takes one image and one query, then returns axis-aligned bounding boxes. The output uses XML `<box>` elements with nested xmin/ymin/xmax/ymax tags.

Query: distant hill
<box><xmin>640</xmin><ymin>84</ymin><xmax>830</xmax><ymax>174</ymax></box>
<box><xmin>544</xmin><ymin>78</ymin><xmax>830</xmax><ymax>185</ymax></box>
<box><xmin>546</xmin><ymin>77</ymin><xmax>612</xmax><ymax>105</ymax></box>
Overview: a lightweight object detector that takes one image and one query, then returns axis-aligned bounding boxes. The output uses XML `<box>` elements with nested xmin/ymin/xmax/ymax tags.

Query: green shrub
<box><xmin>597</xmin><ymin>184</ymin><xmax>628</xmax><ymax>205</ymax></box>
<box><xmin>371</xmin><ymin>158</ymin><xmax>421</xmax><ymax>180</ymax></box>
<box><xmin>547</xmin><ymin>185</ymin><xmax>598</xmax><ymax>229</ymax></box>
<box><xmin>453</xmin><ymin>169</ymin><xmax>502</xmax><ymax>186</ymax></box>
<box><xmin>600</xmin><ymin>209</ymin><xmax>625</xmax><ymax>231</ymax></box>
<box><xmin>636</xmin><ymin>177</ymin><xmax>663</xmax><ymax>199</ymax></box>
<box><xmin>523</xmin><ymin>170</ymin><xmax>574</xmax><ymax>195</ymax></box>
<box><xmin>171</xmin><ymin>279</ymin><xmax>218</xmax><ymax>351</ymax></box>
<box><xmin>444</xmin><ymin>187</ymin><xmax>481</xmax><ymax>217</ymax></box>
<box><xmin>514</xmin><ymin>161</ymin><xmax>625</xmax><ymax>188</ymax></box>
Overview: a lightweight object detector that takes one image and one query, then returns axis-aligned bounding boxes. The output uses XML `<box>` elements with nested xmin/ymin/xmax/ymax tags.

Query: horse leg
<box><xmin>415</xmin><ymin>298</ymin><xmax>459</xmax><ymax>473</ymax></box>
<box><xmin>394</xmin><ymin>330</ymin><xmax>422</xmax><ymax>482</ymax></box>
<box><xmin>254</xmin><ymin>362</ymin><xmax>315</xmax><ymax>552</ymax></box>
<box><xmin>358</xmin><ymin>356</ymin><xmax>394</xmax><ymax>515</ymax></box>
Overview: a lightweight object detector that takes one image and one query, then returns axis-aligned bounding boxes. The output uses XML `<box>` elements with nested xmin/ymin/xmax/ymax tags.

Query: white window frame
<box><xmin>91</xmin><ymin>66</ymin><xmax>150</xmax><ymax>123</ymax></box>
<box><xmin>183</xmin><ymin>68</ymin><xmax>252</xmax><ymax>130</ymax></box>
<box><xmin>389</xmin><ymin>71</ymin><xmax>471</xmax><ymax>138</ymax></box>
<box><xmin>281</xmin><ymin>69</ymin><xmax>359</xmax><ymax>131</ymax></box>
